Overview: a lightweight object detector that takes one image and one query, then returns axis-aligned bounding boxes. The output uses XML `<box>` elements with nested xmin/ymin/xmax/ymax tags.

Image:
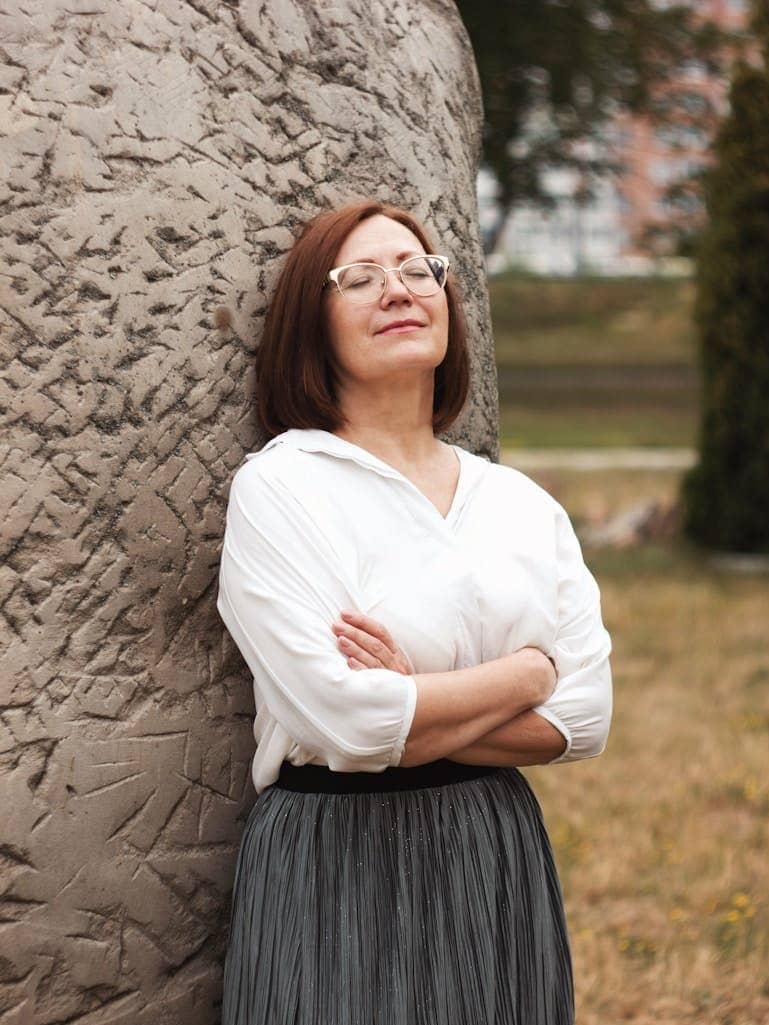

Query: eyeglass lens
<box><xmin>336</xmin><ymin>257</ymin><xmax>446</xmax><ymax>303</ymax></box>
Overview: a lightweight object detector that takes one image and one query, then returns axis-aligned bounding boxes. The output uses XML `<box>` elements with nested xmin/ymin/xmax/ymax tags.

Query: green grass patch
<box><xmin>490</xmin><ymin>273</ymin><xmax>700</xmax><ymax>448</ymax></box>
<box><xmin>499</xmin><ymin>400</ymin><xmax>697</xmax><ymax>449</ymax></box>
<box><xmin>490</xmin><ymin>272</ymin><xmax>697</xmax><ymax>367</ymax></box>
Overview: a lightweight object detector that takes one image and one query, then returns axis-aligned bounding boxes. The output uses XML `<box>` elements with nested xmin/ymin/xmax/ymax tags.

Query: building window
<box><xmin>677</xmin><ymin>91</ymin><xmax>710</xmax><ymax>117</ymax></box>
<box><xmin>650</xmin><ymin>159</ymin><xmax>678</xmax><ymax>184</ymax></box>
<box><xmin>654</xmin><ymin>125</ymin><xmax>682</xmax><ymax>148</ymax></box>
<box><xmin>679</xmin><ymin>59</ymin><xmax>708</xmax><ymax>82</ymax></box>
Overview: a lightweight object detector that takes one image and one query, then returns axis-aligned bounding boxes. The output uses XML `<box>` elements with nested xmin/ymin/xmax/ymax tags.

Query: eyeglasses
<box><xmin>326</xmin><ymin>254</ymin><xmax>450</xmax><ymax>305</ymax></box>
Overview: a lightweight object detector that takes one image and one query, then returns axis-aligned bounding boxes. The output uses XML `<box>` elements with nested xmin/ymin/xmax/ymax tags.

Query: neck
<box><xmin>333</xmin><ymin>424</ymin><xmax>444</xmax><ymax>467</ymax></box>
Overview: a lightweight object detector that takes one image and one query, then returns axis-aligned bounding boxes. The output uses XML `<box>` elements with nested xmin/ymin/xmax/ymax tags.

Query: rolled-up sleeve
<box><xmin>216</xmin><ymin>461</ymin><xmax>418</xmax><ymax>773</ymax></box>
<box><xmin>533</xmin><ymin>500</ymin><xmax>613</xmax><ymax>763</ymax></box>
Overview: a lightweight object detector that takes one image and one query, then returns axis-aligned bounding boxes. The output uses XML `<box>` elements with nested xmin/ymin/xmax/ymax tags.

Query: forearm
<box><xmin>400</xmin><ymin>648</ymin><xmax>553</xmax><ymax>768</ymax></box>
<box><xmin>445</xmin><ymin>708</ymin><xmax>567</xmax><ymax>767</ymax></box>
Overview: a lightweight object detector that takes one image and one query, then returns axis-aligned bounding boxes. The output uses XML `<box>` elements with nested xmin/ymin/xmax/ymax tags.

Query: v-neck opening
<box><xmin>405</xmin><ymin>445</ymin><xmax>463</xmax><ymax>523</ymax></box>
<box><xmin>327</xmin><ymin>434</ymin><xmax>465</xmax><ymax>524</ymax></box>
<box><xmin>441</xmin><ymin>446</ymin><xmax>464</xmax><ymax>522</ymax></box>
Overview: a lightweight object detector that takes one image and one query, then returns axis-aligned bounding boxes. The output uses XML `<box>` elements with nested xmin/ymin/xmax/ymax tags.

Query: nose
<box><xmin>380</xmin><ymin>268</ymin><xmax>413</xmax><ymax>304</ymax></box>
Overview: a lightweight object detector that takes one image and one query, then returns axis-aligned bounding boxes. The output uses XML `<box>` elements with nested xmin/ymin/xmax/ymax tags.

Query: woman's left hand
<box><xmin>331</xmin><ymin>609</ymin><xmax>412</xmax><ymax>674</ymax></box>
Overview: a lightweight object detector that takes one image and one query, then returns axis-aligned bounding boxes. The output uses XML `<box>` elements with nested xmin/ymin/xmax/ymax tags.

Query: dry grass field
<box><xmin>520</xmin><ymin>467</ymin><xmax>769</xmax><ymax>1024</ymax></box>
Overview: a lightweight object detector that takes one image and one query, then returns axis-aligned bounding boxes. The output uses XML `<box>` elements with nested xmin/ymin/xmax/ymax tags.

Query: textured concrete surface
<box><xmin>0</xmin><ymin>1</ymin><xmax>494</xmax><ymax>1021</ymax></box>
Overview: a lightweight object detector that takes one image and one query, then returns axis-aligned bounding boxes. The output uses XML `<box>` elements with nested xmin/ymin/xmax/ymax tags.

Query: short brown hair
<box><xmin>254</xmin><ymin>199</ymin><xmax>471</xmax><ymax>439</ymax></box>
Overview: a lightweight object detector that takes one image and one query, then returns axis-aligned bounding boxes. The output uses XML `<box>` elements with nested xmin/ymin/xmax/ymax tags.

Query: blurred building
<box><xmin>481</xmin><ymin>0</ymin><xmax>750</xmax><ymax>276</ymax></box>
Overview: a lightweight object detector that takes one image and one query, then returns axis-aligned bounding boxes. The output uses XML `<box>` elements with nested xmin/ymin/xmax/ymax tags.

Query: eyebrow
<box><xmin>347</xmin><ymin>250</ymin><xmax>423</xmax><ymax>264</ymax></box>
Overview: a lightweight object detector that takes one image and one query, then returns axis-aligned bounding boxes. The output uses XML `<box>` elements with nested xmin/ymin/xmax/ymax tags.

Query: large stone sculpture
<box><xmin>0</xmin><ymin>1</ymin><xmax>496</xmax><ymax>1020</ymax></box>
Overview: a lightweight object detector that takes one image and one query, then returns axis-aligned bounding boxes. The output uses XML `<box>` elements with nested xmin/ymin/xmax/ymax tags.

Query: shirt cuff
<box><xmin>389</xmin><ymin>674</ymin><xmax>418</xmax><ymax>767</ymax></box>
<box><xmin>532</xmin><ymin>704</ymin><xmax>573</xmax><ymax>763</ymax></box>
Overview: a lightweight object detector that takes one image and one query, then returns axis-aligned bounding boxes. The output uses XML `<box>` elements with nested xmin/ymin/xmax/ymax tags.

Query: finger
<box><xmin>337</xmin><ymin>634</ymin><xmax>381</xmax><ymax>669</ymax></box>
<box><xmin>336</xmin><ymin>623</ymin><xmax>390</xmax><ymax>664</ymax></box>
<box><xmin>339</xmin><ymin>609</ymin><xmax>396</xmax><ymax>653</ymax></box>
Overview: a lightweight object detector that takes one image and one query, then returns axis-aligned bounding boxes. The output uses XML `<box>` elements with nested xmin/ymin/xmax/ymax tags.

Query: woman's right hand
<box><xmin>331</xmin><ymin>608</ymin><xmax>414</xmax><ymax>675</ymax></box>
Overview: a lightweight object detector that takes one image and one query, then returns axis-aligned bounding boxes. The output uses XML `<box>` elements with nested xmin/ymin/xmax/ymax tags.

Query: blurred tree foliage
<box><xmin>681</xmin><ymin>5</ymin><xmax>769</xmax><ymax>553</ymax></box>
<box><xmin>456</xmin><ymin>0</ymin><xmax>732</xmax><ymax>253</ymax></box>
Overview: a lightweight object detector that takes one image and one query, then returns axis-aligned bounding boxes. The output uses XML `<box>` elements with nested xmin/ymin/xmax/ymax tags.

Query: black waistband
<box><xmin>273</xmin><ymin>758</ymin><xmax>500</xmax><ymax>794</ymax></box>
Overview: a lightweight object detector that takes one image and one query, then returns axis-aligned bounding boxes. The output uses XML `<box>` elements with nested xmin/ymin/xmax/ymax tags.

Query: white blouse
<box><xmin>216</xmin><ymin>428</ymin><xmax>613</xmax><ymax>795</ymax></box>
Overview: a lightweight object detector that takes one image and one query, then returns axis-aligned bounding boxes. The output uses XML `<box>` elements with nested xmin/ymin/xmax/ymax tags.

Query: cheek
<box><xmin>433</xmin><ymin>296</ymin><xmax>450</xmax><ymax>333</ymax></box>
<box><xmin>325</xmin><ymin>303</ymin><xmax>371</xmax><ymax>372</ymax></box>
<box><xmin>327</xmin><ymin>295</ymin><xmax>367</xmax><ymax>338</ymax></box>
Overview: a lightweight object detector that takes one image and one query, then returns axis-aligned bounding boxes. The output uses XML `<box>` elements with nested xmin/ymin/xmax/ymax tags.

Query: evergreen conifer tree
<box><xmin>680</xmin><ymin>17</ymin><xmax>769</xmax><ymax>553</ymax></box>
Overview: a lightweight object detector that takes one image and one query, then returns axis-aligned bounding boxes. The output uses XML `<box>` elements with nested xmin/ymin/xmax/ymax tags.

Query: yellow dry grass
<box><xmin>521</xmin><ymin>468</ymin><xmax>769</xmax><ymax>1024</ymax></box>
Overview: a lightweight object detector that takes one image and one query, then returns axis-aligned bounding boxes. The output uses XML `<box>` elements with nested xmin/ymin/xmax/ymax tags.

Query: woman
<box><xmin>216</xmin><ymin>198</ymin><xmax>613</xmax><ymax>1025</ymax></box>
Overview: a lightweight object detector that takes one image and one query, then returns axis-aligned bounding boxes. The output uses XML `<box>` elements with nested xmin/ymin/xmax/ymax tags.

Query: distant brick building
<box><xmin>483</xmin><ymin>0</ymin><xmax>750</xmax><ymax>275</ymax></box>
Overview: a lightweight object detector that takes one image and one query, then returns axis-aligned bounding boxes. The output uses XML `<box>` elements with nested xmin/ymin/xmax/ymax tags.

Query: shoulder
<box><xmin>229</xmin><ymin>438</ymin><xmax>314</xmax><ymax>496</ymax></box>
<box><xmin>481</xmin><ymin>456</ymin><xmax>563</xmax><ymax>519</ymax></box>
<box><xmin>226</xmin><ymin>439</ymin><xmax>344</xmax><ymax>540</ymax></box>
<box><xmin>224</xmin><ymin>444</ymin><xmax>312</xmax><ymax>533</ymax></box>
<box><xmin>480</xmin><ymin>460</ymin><xmax>588</xmax><ymax>572</ymax></box>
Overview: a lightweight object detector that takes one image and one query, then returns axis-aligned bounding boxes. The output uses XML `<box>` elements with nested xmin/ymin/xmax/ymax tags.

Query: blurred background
<box><xmin>456</xmin><ymin>1</ymin><xmax>769</xmax><ymax>1021</ymax></box>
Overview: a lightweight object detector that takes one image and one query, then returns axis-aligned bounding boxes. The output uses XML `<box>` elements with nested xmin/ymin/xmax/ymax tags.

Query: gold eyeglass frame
<box><xmin>326</xmin><ymin>254</ymin><xmax>451</xmax><ymax>304</ymax></box>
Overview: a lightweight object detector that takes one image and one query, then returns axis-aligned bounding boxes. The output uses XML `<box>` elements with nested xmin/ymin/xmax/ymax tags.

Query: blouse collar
<box><xmin>247</xmin><ymin>428</ymin><xmax>489</xmax><ymax>523</ymax></box>
<box><xmin>252</xmin><ymin>428</ymin><xmax>408</xmax><ymax>480</ymax></box>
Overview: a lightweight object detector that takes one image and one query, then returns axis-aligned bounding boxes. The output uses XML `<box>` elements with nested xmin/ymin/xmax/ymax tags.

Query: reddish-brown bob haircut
<box><xmin>254</xmin><ymin>199</ymin><xmax>471</xmax><ymax>440</ymax></box>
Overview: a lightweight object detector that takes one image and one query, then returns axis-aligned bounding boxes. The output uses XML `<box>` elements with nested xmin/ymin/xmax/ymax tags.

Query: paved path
<box><xmin>500</xmin><ymin>448</ymin><xmax>697</xmax><ymax>471</ymax></box>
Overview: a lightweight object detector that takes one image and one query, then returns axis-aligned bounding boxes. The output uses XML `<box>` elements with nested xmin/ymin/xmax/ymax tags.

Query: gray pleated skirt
<box><xmin>221</xmin><ymin>758</ymin><xmax>574</xmax><ymax>1025</ymax></box>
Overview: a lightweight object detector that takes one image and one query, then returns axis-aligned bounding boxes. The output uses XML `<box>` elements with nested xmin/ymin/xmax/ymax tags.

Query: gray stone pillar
<box><xmin>0</xmin><ymin>1</ymin><xmax>495</xmax><ymax>1020</ymax></box>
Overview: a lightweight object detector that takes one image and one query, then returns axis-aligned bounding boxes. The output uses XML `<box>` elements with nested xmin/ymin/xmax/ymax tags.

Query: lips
<box><xmin>375</xmin><ymin>319</ymin><xmax>426</xmax><ymax>334</ymax></box>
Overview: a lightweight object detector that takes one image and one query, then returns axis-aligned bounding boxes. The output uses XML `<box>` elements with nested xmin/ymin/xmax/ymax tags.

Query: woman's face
<box><xmin>323</xmin><ymin>214</ymin><xmax>450</xmax><ymax>385</ymax></box>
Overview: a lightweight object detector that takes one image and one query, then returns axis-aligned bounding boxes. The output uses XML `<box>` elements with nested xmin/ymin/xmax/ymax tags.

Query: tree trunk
<box><xmin>0</xmin><ymin>0</ymin><xmax>495</xmax><ymax>1020</ymax></box>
